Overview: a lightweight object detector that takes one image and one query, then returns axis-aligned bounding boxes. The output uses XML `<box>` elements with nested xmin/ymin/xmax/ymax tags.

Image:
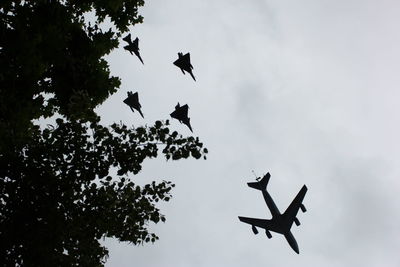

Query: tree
<box><xmin>0</xmin><ymin>1</ymin><xmax>207</xmax><ymax>265</ymax></box>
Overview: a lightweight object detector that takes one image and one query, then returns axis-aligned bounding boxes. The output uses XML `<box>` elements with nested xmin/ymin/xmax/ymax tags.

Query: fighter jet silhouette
<box><xmin>123</xmin><ymin>33</ymin><xmax>144</xmax><ymax>64</ymax></box>
<box><xmin>173</xmin><ymin>52</ymin><xmax>196</xmax><ymax>81</ymax></box>
<box><xmin>123</xmin><ymin>91</ymin><xmax>144</xmax><ymax>118</ymax></box>
<box><xmin>170</xmin><ymin>103</ymin><xmax>193</xmax><ymax>132</ymax></box>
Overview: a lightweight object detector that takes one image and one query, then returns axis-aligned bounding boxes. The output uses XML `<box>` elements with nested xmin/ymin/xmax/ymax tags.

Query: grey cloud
<box><xmin>100</xmin><ymin>0</ymin><xmax>400</xmax><ymax>266</ymax></box>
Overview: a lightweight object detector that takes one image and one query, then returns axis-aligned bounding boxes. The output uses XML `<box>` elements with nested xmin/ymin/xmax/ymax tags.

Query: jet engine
<box><xmin>300</xmin><ymin>204</ymin><xmax>307</xmax><ymax>212</ymax></box>
<box><xmin>294</xmin><ymin>217</ymin><xmax>301</xmax><ymax>226</ymax></box>
<box><xmin>265</xmin><ymin>230</ymin><xmax>272</xmax><ymax>239</ymax></box>
<box><xmin>252</xmin><ymin>225</ymin><xmax>259</xmax><ymax>235</ymax></box>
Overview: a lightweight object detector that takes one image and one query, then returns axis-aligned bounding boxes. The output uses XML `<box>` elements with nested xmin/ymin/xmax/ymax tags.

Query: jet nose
<box><xmin>285</xmin><ymin>233</ymin><xmax>300</xmax><ymax>254</ymax></box>
<box><xmin>291</xmin><ymin>241</ymin><xmax>299</xmax><ymax>254</ymax></box>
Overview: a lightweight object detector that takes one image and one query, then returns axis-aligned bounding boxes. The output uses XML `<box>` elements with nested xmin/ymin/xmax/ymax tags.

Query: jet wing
<box><xmin>174</xmin><ymin>53</ymin><xmax>191</xmax><ymax>68</ymax></box>
<box><xmin>282</xmin><ymin>185</ymin><xmax>308</xmax><ymax>228</ymax></box>
<box><xmin>173</xmin><ymin>57</ymin><xmax>184</xmax><ymax>68</ymax></box>
<box><xmin>124</xmin><ymin>44</ymin><xmax>133</xmax><ymax>54</ymax></box>
<box><xmin>171</xmin><ymin>105</ymin><xmax>188</xmax><ymax>119</ymax></box>
<box><xmin>133</xmin><ymin>38</ymin><xmax>139</xmax><ymax>49</ymax></box>
<box><xmin>182</xmin><ymin>53</ymin><xmax>190</xmax><ymax>62</ymax></box>
<box><xmin>182</xmin><ymin>53</ymin><xmax>193</xmax><ymax>70</ymax></box>
<box><xmin>123</xmin><ymin>33</ymin><xmax>131</xmax><ymax>44</ymax></box>
<box><xmin>132</xmin><ymin>92</ymin><xmax>139</xmax><ymax>102</ymax></box>
<box><xmin>238</xmin><ymin>216</ymin><xmax>282</xmax><ymax>234</ymax></box>
<box><xmin>170</xmin><ymin>109</ymin><xmax>180</xmax><ymax>120</ymax></box>
<box><xmin>123</xmin><ymin>96</ymin><xmax>131</xmax><ymax>106</ymax></box>
<box><xmin>123</xmin><ymin>92</ymin><xmax>137</xmax><ymax>106</ymax></box>
<box><xmin>180</xmin><ymin>104</ymin><xmax>189</xmax><ymax>117</ymax></box>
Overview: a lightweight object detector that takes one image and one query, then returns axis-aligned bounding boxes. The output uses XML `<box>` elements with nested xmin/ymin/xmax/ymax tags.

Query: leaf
<box><xmin>0</xmin><ymin>2</ymin><xmax>208</xmax><ymax>265</ymax></box>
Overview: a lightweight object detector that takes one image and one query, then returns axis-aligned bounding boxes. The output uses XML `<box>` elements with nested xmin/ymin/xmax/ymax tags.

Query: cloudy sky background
<box><xmin>95</xmin><ymin>0</ymin><xmax>400</xmax><ymax>266</ymax></box>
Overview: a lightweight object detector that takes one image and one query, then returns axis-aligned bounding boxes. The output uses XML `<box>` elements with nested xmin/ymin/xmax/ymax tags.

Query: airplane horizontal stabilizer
<box><xmin>247</xmin><ymin>173</ymin><xmax>271</xmax><ymax>191</ymax></box>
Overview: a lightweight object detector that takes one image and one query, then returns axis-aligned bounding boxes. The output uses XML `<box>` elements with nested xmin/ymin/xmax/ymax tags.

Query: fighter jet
<box><xmin>238</xmin><ymin>173</ymin><xmax>308</xmax><ymax>254</ymax></box>
<box><xmin>123</xmin><ymin>91</ymin><xmax>144</xmax><ymax>118</ymax></box>
<box><xmin>123</xmin><ymin>33</ymin><xmax>144</xmax><ymax>64</ymax></box>
<box><xmin>170</xmin><ymin>103</ymin><xmax>193</xmax><ymax>132</ymax></box>
<box><xmin>173</xmin><ymin>52</ymin><xmax>196</xmax><ymax>81</ymax></box>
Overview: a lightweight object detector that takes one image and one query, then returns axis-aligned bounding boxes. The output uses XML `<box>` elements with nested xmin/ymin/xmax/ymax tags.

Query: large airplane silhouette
<box><xmin>238</xmin><ymin>173</ymin><xmax>307</xmax><ymax>254</ymax></box>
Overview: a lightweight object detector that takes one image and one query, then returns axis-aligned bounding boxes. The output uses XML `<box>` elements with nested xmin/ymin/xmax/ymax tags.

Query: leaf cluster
<box><xmin>0</xmin><ymin>1</ymin><xmax>209</xmax><ymax>265</ymax></box>
<box><xmin>0</xmin><ymin>118</ymin><xmax>207</xmax><ymax>266</ymax></box>
<box><xmin>0</xmin><ymin>0</ymin><xmax>144</xmax><ymax>143</ymax></box>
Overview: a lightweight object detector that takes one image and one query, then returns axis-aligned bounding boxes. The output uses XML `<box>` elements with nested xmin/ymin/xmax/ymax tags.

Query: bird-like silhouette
<box><xmin>123</xmin><ymin>91</ymin><xmax>144</xmax><ymax>118</ymax></box>
<box><xmin>173</xmin><ymin>52</ymin><xmax>196</xmax><ymax>81</ymax></box>
<box><xmin>170</xmin><ymin>103</ymin><xmax>193</xmax><ymax>132</ymax></box>
<box><xmin>123</xmin><ymin>33</ymin><xmax>144</xmax><ymax>64</ymax></box>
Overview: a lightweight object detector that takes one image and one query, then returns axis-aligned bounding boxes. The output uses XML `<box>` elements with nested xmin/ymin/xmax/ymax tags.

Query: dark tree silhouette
<box><xmin>0</xmin><ymin>1</ymin><xmax>207</xmax><ymax>265</ymax></box>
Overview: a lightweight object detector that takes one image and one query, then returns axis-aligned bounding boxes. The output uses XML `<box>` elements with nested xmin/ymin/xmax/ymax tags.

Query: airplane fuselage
<box><xmin>261</xmin><ymin>190</ymin><xmax>281</xmax><ymax>218</ymax></box>
<box><xmin>239</xmin><ymin>173</ymin><xmax>307</xmax><ymax>254</ymax></box>
<box><xmin>284</xmin><ymin>231</ymin><xmax>299</xmax><ymax>254</ymax></box>
<box><xmin>261</xmin><ymin>189</ymin><xmax>299</xmax><ymax>254</ymax></box>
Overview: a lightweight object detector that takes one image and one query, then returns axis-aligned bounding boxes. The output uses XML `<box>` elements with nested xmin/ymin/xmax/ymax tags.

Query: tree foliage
<box><xmin>1</xmin><ymin>119</ymin><xmax>206</xmax><ymax>266</ymax></box>
<box><xmin>0</xmin><ymin>1</ymin><xmax>207</xmax><ymax>265</ymax></box>
<box><xmin>0</xmin><ymin>0</ymin><xmax>144</xmax><ymax>141</ymax></box>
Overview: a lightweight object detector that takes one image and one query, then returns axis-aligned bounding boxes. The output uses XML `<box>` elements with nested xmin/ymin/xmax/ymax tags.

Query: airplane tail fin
<box><xmin>247</xmin><ymin>173</ymin><xmax>271</xmax><ymax>191</ymax></box>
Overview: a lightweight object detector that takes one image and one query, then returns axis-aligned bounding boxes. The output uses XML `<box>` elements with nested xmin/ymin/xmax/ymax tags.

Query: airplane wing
<box><xmin>133</xmin><ymin>38</ymin><xmax>139</xmax><ymax>49</ymax></box>
<box><xmin>186</xmin><ymin>53</ymin><xmax>194</xmax><ymax>69</ymax></box>
<box><xmin>238</xmin><ymin>216</ymin><xmax>282</xmax><ymax>233</ymax></box>
<box><xmin>282</xmin><ymin>185</ymin><xmax>308</xmax><ymax>229</ymax></box>
<box><xmin>123</xmin><ymin>97</ymin><xmax>130</xmax><ymax>105</ymax></box>
<box><xmin>170</xmin><ymin>105</ymin><xmax>188</xmax><ymax>120</ymax></box>
<box><xmin>123</xmin><ymin>92</ymin><xmax>138</xmax><ymax>107</ymax></box>
<box><xmin>173</xmin><ymin>57</ymin><xmax>184</xmax><ymax>68</ymax></box>
<box><xmin>123</xmin><ymin>33</ymin><xmax>131</xmax><ymax>44</ymax></box>
<box><xmin>180</xmin><ymin>104</ymin><xmax>189</xmax><ymax>117</ymax></box>
<box><xmin>170</xmin><ymin>109</ymin><xmax>180</xmax><ymax>120</ymax></box>
<box><xmin>132</xmin><ymin>92</ymin><xmax>139</xmax><ymax>102</ymax></box>
<box><xmin>123</xmin><ymin>93</ymin><xmax>132</xmax><ymax>105</ymax></box>
<box><xmin>182</xmin><ymin>53</ymin><xmax>193</xmax><ymax>68</ymax></box>
<box><xmin>123</xmin><ymin>44</ymin><xmax>134</xmax><ymax>54</ymax></box>
<box><xmin>183</xmin><ymin>53</ymin><xmax>191</xmax><ymax>62</ymax></box>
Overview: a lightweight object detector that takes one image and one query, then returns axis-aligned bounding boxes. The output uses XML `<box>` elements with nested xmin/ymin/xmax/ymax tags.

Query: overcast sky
<box><xmin>96</xmin><ymin>0</ymin><xmax>400</xmax><ymax>266</ymax></box>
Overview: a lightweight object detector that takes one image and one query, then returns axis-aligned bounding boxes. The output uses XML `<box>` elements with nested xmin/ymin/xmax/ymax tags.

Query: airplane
<box><xmin>123</xmin><ymin>91</ymin><xmax>144</xmax><ymax>118</ymax></box>
<box><xmin>238</xmin><ymin>173</ymin><xmax>308</xmax><ymax>254</ymax></box>
<box><xmin>173</xmin><ymin>52</ymin><xmax>196</xmax><ymax>81</ymax></box>
<box><xmin>170</xmin><ymin>103</ymin><xmax>193</xmax><ymax>132</ymax></box>
<box><xmin>123</xmin><ymin>33</ymin><xmax>144</xmax><ymax>64</ymax></box>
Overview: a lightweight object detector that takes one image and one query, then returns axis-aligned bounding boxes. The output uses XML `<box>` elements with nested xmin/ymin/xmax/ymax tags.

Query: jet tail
<box><xmin>247</xmin><ymin>173</ymin><xmax>270</xmax><ymax>191</ymax></box>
